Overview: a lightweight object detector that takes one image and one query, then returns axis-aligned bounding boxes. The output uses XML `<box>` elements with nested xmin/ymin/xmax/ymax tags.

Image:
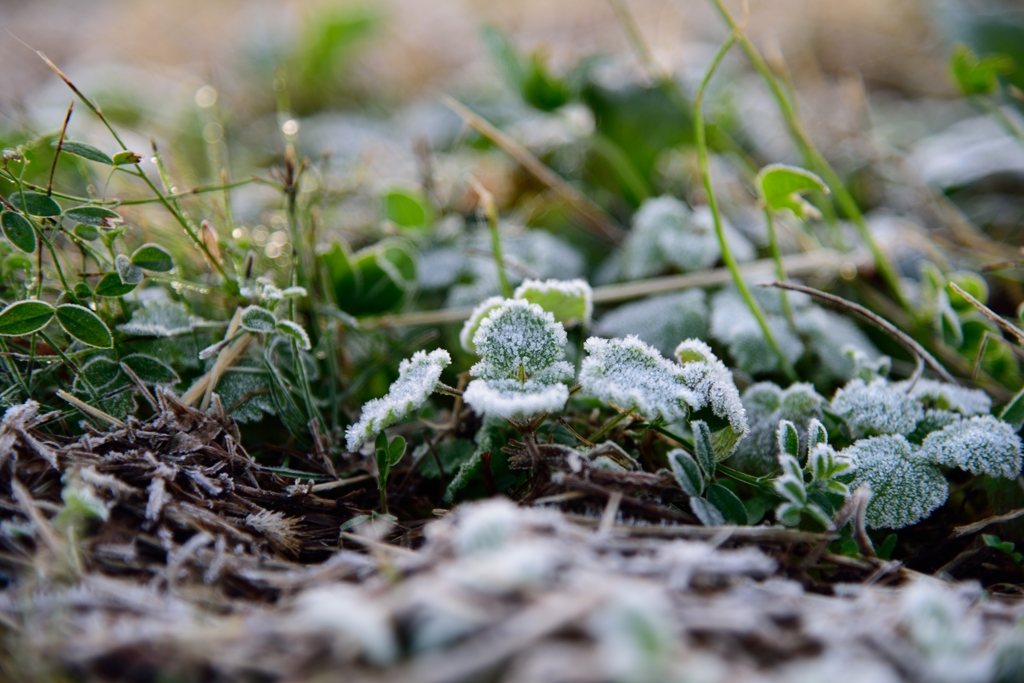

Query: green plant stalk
<box><xmin>587</xmin><ymin>407</ymin><xmax>635</xmax><ymax>443</ymax></box>
<box><xmin>694</xmin><ymin>32</ymin><xmax>798</xmax><ymax>382</ymax></box>
<box><xmin>0</xmin><ymin>338</ymin><xmax>31</xmax><ymax>400</ymax></box>
<box><xmin>763</xmin><ymin>208</ymin><xmax>795</xmax><ymax>326</ymax></box>
<box><xmin>37</xmin><ymin>330</ymin><xmax>102</xmax><ymax>405</ymax></box>
<box><xmin>483</xmin><ymin>198</ymin><xmax>512</xmax><ymax>299</ymax></box>
<box><xmin>975</xmin><ymin>96</ymin><xmax>1024</xmax><ymax>145</ymax></box>
<box><xmin>707</xmin><ymin>0</ymin><xmax>907</xmax><ymax>312</ymax></box>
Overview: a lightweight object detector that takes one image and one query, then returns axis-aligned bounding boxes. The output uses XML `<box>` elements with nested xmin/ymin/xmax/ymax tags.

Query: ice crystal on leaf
<box><xmin>345</xmin><ymin>349</ymin><xmax>451</xmax><ymax>452</ymax></box>
<box><xmin>729</xmin><ymin>382</ymin><xmax>825</xmax><ymax>475</ymax></box>
<box><xmin>921</xmin><ymin>415</ymin><xmax>1023</xmax><ymax>479</ymax></box>
<box><xmin>843</xmin><ymin>434</ymin><xmax>948</xmax><ymax>529</ymax></box>
<box><xmin>594</xmin><ymin>290</ymin><xmax>708</xmax><ymax>356</ymax></box>
<box><xmin>117</xmin><ymin>299</ymin><xmax>196</xmax><ymax>337</ymax></box>
<box><xmin>709</xmin><ymin>289</ymin><xmax>803</xmax><ymax>375</ymax></box>
<box><xmin>512</xmin><ymin>278</ymin><xmax>593</xmax><ymax>328</ymax></box>
<box><xmin>894</xmin><ymin>379</ymin><xmax>992</xmax><ymax>416</ymax></box>
<box><xmin>673</xmin><ymin>339</ymin><xmax>748</xmax><ymax>452</ymax></box>
<box><xmin>459</xmin><ymin>296</ymin><xmax>504</xmax><ymax>354</ymax></box>
<box><xmin>580</xmin><ymin>336</ymin><xmax>699</xmax><ymax>423</ymax></box>
<box><xmin>830</xmin><ymin>378</ymin><xmax>923</xmax><ymax>437</ymax></box>
<box><xmin>462</xmin><ymin>378</ymin><xmax>568</xmax><ymax>419</ymax></box>
<box><xmin>470</xmin><ymin>299</ymin><xmax>572</xmax><ymax>383</ymax></box>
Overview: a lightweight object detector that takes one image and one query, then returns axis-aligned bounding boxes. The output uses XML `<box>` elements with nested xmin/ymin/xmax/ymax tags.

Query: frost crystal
<box><xmin>921</xmin><ymin>415</ymin><xmax>1023</xmax><ymax>479</ymax></box>
<box><xmin>729</xmin><ymin>382</ymin><xmax>825</xmax><ymax>475</ymax></box>
<box><xmin>470</xmin><ymin>299</ymin><xmax>572</xmax><ymax>383</ymax></box>
<box><xmin>893</xmin><ymin>379</ymin><xmax>992</xmax><ymax>416</ymax></box>
<box><xmin>620</xmin><ymin>197</ymin><xmax>721</xmax><ymax>279</ymax></box>
<box><xmin>459</xmin><ymin>296</ymin><xmax>504</xmax><ymax>353</ymax></box>
<box><xmin>709</xmin><ymin>289</ymin><xmax>803</xmax><ymax>375</ymax></box>
<box><xmin>462</xmin><ymin>378</ymin><xmax>569</xmax><ymax>419</ymax></box>
<box><xmin>594</xmin><ymin>290</ymin><xmax>708</xmax><ymax>356</ymax></box>
<box><xmin>843</xmin><ymin>434</ymin><xmax>948</xmax><ymax>529</ymax></box>
<box><xmin>579</xmin><ymin>335</ymin><xmax>699</xmax><ymax>423</ymax></box>
<box><xmin>345</xmin><ymin>349</ymin><xmax>451</xmax><ymax>451</ymax></box>
<box><xmin>830</xmin><ymin>378</ymin><xmax>923</xmax><ymax>437</ymax></box>
<box><xmin>214</xmin><ymin>361</ymin><xmax>276</xmax><ymax>423</ymax></box>
<box><xmin>673</xmin><ymin>339</ymin><xmax>748</xmax><ymax>445</ymax></box>
<box><xmin>795</xmin><ymin>306</ymin><xmax>878</xmax><ymax>382</ymax></box>
<box><xmin>117</xmin><ymin>299</ymin><xmax>196</xmax><ymax>337</ymax></box>
<box><xmin>512</xmin><ymin>278</ymin><xmax>593</xmax><ymax>327</ymax></box>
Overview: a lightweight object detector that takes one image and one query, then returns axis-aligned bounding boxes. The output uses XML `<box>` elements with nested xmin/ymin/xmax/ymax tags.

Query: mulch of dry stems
<box><xmin>0</xmin><ymin>392</ymin><xmax>1022</xmax><ymax>682</ymax></box>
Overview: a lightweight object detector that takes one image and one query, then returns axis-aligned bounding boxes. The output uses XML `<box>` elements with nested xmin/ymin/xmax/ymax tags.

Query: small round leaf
<box><xmin>112</xmin><ymin>150</ymin><xmax>143</xmax><ymax>166</ymax></box>
<box><xmin>115</xmin><ymin>254</ymin><xmax>144</xmax><ymax>285</ymax></box>
<box><xmin>1</xmin><ymin>211</ymin><xmax>37</xmax><ymax>253</ymax></box>
<box><xmin>275</xmin><ymin>319</ymin><xmax>311</xmax><ymax>350</ymax></box>
<box><xmin>383</xmin><ymin>188</ymin><xmax>432</xmax><ymax>229</ymax></box>
<box><xmin>130</xmin><ymin>243</ymin><xmax>174</xmax><ymax>272</ymax></box>
<box><xmin>73</xmin><ymin>283</ymin><xmax>93</xmax><ymax>300</ymax></box>
<box><xmin>73</xmin><ymin>224</ymin><xmax>99</xmax><ymax>241</ymax></box>
<box><xmin>239</xmin><ymin>305</ymin><xmax>276</xmax><ymax>333</ymax></box>
<box><xmin>94</xmin><ymin>272</ymin><xmax>138</xmax><ymax>297</ymax></box>
<box><xmin>11</xmin><ymin>191</ymin><xmax>61</xmax><ymax>217</ymax></box>
<box><xmin>756</xmin><ymin>163</ymin><xmax>829</xmax><ymax>220</ymax></box>
<box><xmin>0</xmin><ymin>300</ymin><xmax>55</xmax><ymax>336</ymax></box>
<box><xmin>55</xmin><ymin>304</ymin><xmax>113</xmax><ymax>348</ymax></box>
<box><xmin>64</xmin><ymin>206</ymin><xmax>122</xmax><ymax>227</ymax></box>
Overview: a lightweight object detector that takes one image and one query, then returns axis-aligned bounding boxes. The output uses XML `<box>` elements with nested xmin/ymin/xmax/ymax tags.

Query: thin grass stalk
<box><xmin>694</xmin><ymin>31</ymin><xmax>798</xmax><ymax>382</ymax></box>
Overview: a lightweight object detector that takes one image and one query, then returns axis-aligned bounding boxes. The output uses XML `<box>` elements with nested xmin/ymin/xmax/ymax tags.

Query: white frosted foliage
<box><xmin>459</xmin><ymin>296</ymin><xmax>504</xmax><ymax>353</ymax></box>
<box><xmin>921</xmin><ymin>415</ymin><xmax>1023</xmax><ymax>479</ymax></box>
<box><xmin>580</xmin><ymin>335</ymin><xmax>699</xmax><ymax>422</ymax></box>
<box><xmin>709</xmin><ymin>289</ymin><xmax>803</xmax><ymax>375</ymax></box>
<box><xmin>894</xmin><ymin>379</ymin><xmax>992</xmax><ymax>416</ymax></box>
<box><xmin>463</xmin><ymin>378</ymin><xmax>568</xmax><ymax>419</ymax></box>
<box><xmin>830</xmin><ymin>378</ymin><xmax>923</xmax><ymax>437</ymax></box>
<box><xmin>843</xmin><ymin>434</ymin><xmax>948</xmax><ymax>529</ymax></box>
<box><xmin>674</xmin><ymin>339</ymin><xmax>748</xmax><ymax>440</ymax></box>
<box><xmin>345</xmin><ymin>349</ymin><xmax>451</xmax><ymax>451</ymax></box>
<box><xmin>470</xmin><ymin>299</ymin><xmax>572</xmax><ymax>383</ymax></box>
<box><xmin>117</xmin><ymin>299</ymin><xmax>196</xmax><ymax>337</ymax></box>
<box><xmin>513</xmin><ymin>278</ymin><xmax>593</xmax><ymax>327</ymax></box>
<box><xmin>595</xmin><ymin>290</ymin><xmax>708</xmax><ymax>356</ymax></box>
<box><xmin>729</xmin><ymin>382</ymin><xmax>825</xmax><ymax>475</ymax></box>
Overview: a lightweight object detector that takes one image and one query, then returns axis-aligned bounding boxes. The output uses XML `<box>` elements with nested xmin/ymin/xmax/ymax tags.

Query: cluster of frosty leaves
<box><xmin>734</xmin><ymin>356</ymin><xmax>1024</xmax><ymax>529</ymax></box>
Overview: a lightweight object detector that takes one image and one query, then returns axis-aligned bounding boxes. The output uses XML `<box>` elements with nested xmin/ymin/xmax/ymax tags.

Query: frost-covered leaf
<box><xmin>706</xmin><ymin>484</ymin><xmax>747</xmax><ymax>525</ymax></box>
<box><xmin>1000</xmin><ymin>386</ymin><xmax>1024</xmax><ymax>431</ymax></box>
<box><xmin>844</xmin><ymin>434</ymin><xmax>948</xmax><ymax>529</ymax></box>
<box><xmin>275</xmin><ymin>320</ymin><xmax>311</xmax><ymax>350</ymax></box>
<box><xmin>1</xmin><ymin>211</ymin><xmax>37</xmax><ymax>254</ymax></box>
<box><xmin>239</xmin><ymin>305</ymin><xmax>276</xmax><ymax>333</ymax></box>
<box><xmin>10</xmin><ymin>191</ymin><xmax>60</xmax><ymax>217</ymax></box>
<box><xmin>589</xmin><ymin>586</ymin><xmax>676</xmax><ymax>683</ymax></box>
<box><xmin>281</xmin><ymin>286</ymin><xmax>307</xmax><ymax>299</ymax></box>
<box><xmin>580</xmin><ymin>335</ymin><xmax>699</xmax><ymax>423</ymax></box>
<box><xmin>463</xmin><ymin>378</ymin><xmax>568</xmax><ymax>419</ymax></box>
<box><xmin>830</xmin><ymin>378</ymin><xmax>923</xmax><ymax>438</ymax></box>
<box><xmin>512</xmin><ymin>278</ymin><xmax>593</xmax><ymax>327</ymax></box>
<box><xmin>214</xmin><ymin>362</ymin><xmax>276</xmax><ymax>423</ymax></box>
<box><xmin>691</xmin><ymin>420</ymin><xmax>716</xmax><ymax>480</ymax></box>
<box><xmin>55</xmin><ymin>304</ymin><xmax>112</xmax><ymax>348</ymax></box>
<box><xmin>921</xmin><ymin>415</ymin><xmax>1023</xmax><ymax>479</ymax></box>
<box><xmin>668</xmin><ymin>448</ymin><xmax>703</xmax><ymax>497</ymax></box>
<box><xmin>620</xmin><ymin>196</ymin><xmax>721</xmax><ymax>279</ymax></box>
<box><xmin>470</xmin><ymin>299</ymin><xmax>572</xmax><ymax>383</ymax></box>
<box><xmin>594</xmin><ymin>290</ymin><xmax>708</xmax><ymax>356</ymax></box>
<box><xmin>777</xmin><ymin>420</ymin><xmax>800</xmax><ymax>459</ymax></box>
<box><xmin>59</xmin><ymin>141</ymin><xmax>114</xmax><ymax>166</ymax></box>
<box><xmin>120</xmin><ymin>354</ymin><xmax>179</xmax><ymax>385</ymax></box>
<box><xmin>756</xmin><ymin>163</ymin><xmax>829</xmax><ymax>220</ymax></box>
<box><xmin>794</xmin><ymin>306</ymin><xmax>878</xmax><ymax>382</ymax></box>
<box><xmin>0</xmin><ymin>300</ymin><xmax>54</xmax><ymax>336</ymax></box>
<box><xmin>94</xmin><ymin>272</ymin><xmax>137</xmax><ymax>297</ymax></box>
<box><xmin>729</xmin><ymin>382</ymin><xmax>825</xmax><ymax>475</ymax></box>
<box><xmin>459</xmin><ymin>296</ymin><xmax>505</xmax><ymax>354</ymax></box>
<box><xmin>345</xmin><ymin>349</ymin><xmax>451</xmax><ymax>451</ymax></box>
<box><xmin>114</xmin><ymin>254</ymin><xmax>144</xmax><ymax>286</ymax></box>
<box><xmin>673</xmin><ymin>339</ymin><xmax>748</xmax><ymax>457</ymax></box>
<box><xmin>117</xmin><ymin>299</ymin><xmax>194</xmax><ymax>337</ymax></box>
<box><xmin>908</xmin><ymin>409</ymin><xmax>963</xmax><ymax>444</ymax></box>
<box><xmin>130</xmin><ymin>243</ymin><xmax>174</xmax><ymax>272</ymax></box>
<box><xmin>690</xmin><ymin>497</ymin><xmax>725</xmax><ymax>526</ymax></box>
<box><xmin>893</xmin><ymin>378</ymin><xmax>992</xmax><ymax>417</ymax></box>
<box><xmin>64</xmin><ymin>206</ymin><xmax>122</xmax><ymax>227</ymax></box>
<box><xmin>847</xmin><ymin>347</ymin><xmax>892</xmax><ymax>382</ymax></box>
<box><xmin>709</xmin><ymin>289</ymin><xmax>803</xmax><ymax>375</ymax></box>
<box><xmin>76</xmin><ymin>356</ymin><xmax>122</xmax><ymax>391</ymax></box>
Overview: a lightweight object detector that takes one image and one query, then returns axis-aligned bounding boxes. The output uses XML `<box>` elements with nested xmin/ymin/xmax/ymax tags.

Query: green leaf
<box><xmin>320</xmin><ymin>241</ymin><xmax>359</xmax><ymax>310</ymax></box>
<box><xmin>756</xmin><ymin>163</ymin><xmax>829</xmax><ymax>220</ymax></box>
<box><xmin>949</xmin><ymin>43</ymin><xmax>1015</xmax><ymax>97</ymax></box>
<box><xmin>111</xmin><ymin>150</ymin><xmax>143</xmax><ymax>166</ymax></box>
<box><xmin>375</xmin><ymin>431</ymin><xmax>391</xmax><ymax>489</ymax></box>
<box><xmin>64</xmin><ymin>206</ymin><xmax>122</xmax><ymax>227</ymax></box>
<box><xmin>59</xmin><ymin>141</ymin><xmax>114</xmax><ymax>166</ymax></box>
<box><xmin>120</xmin><ymin>353</ymin><xmax>180</xmax><ymax>385</ymax></box>
<box><xmin>115</xmin><ymin>254</ymin><xmax>144</xmax><ymax>285</ymax></box>
<box><xmin>668</xmin><ymin>448</ymin><xmax>704</xmax><ymax>497</ymax></box>
<box><xmin>513</xmin><ymin>278</ymin><xmax>593</xmax><ymax>327</ymax></box>
<box><xmin>706</xmin><ymin>484</ymin><xmax>748</xmax><ymax>525</ymax></box>
<box><xmin>382</xmin><ymin>188</ymin><xmax>432</xmax><ymax>229</ymax></box>
<box><xmin>55</xmin><ymin>304</ymin><xmax>113</xmax><ymax>348</ymax></box>
<box><xmin>1000</xmin><ymin>386</ymin><xmax>1024</xmax><ymax>431</ymax></box>
<box><xmin>130</xmin><ymin>243</ymin><xmax>174</xmax><ymax>272</ymax></box>
<box><xmin>0</xmin><ymin>300</ymin><xmax>55</xmax><ymax>336</ymax></box>
<box><xmin>1</xmin><ymin>211</ymin><xmax>37</xmax><ymax>253</ymax></box>
<box><xmin>275</xmin><ymin>320</ymin><xmax>311</xmax><ymax>350</ymax></box>
<box><xmin>77</xmin><ymin>357</ymin><xmax>122</xmax><ymax>390</ymax></box>
<box><xmin>73</xmin><ymin>223</ymin><xmax>99</xmax><ymax>241</ymax></box>
<box><xmin>388</xmin><ymin>435</ymin><xmax>406</xmax><ymax>467</ymax></box>
<box><xmin>877</xmin><ymin>533</ymin><xmax>898</xmax><ymax>561</ymax></box>
<box><xmin>73</xmin><ymin>283</ymin><xmax>93</xmax><ymax>300</ymax></box>
<box><xmin>240</xmin><ymin>305</ymin><xmax>276</xmax><ymax>333</ymax></box>
<box><xmin>691</xmin><ymin>420</ymin><xmax>717</xmax><ymax>481</ymax></box>
<box><xmin>11</xmin><ymin>191</ymin><xmax>61</xmax><ymax>217</ymax></box>
<box><xmin>778</xmin><ymin>420</ymin><xmax>800</xmax><ymax>459</ymax></box>
<box><xmin>983</xmin><ymin>533</ymin><xmax>1015</xmax><ymax>554</ymax></box>
<box><xmin>94</xmin><ymin>271</ymin><xmax>138</xmax><ymax>297</ymax></box>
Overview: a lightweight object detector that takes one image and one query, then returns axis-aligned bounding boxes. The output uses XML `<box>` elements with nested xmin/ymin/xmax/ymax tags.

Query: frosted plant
<box><xmin>893</xmin><ymin>378</ymin><xmax>992</xmax><ymax>416</ymax></box>
<box><xmin>463</xmin><ymin>299</ymin><xmax>573</xmax><ymax>419</ymax></box>
<box><xmin>830</xmin><ymin>378</ymin><xmax>924</xmax><ymax>437</ymax></box>
<box><xmin>469</xmin><ymin>299</ymin><xmax>573</xmax><ymax>383</ymax></box>
<box><xmin>580</xmin><ymin>336</ymin><xmax>697</xmax><ymax>423</ymax></box>
<box><xmin>594</xmin><ymin>290</ymin><xmax>708</xmax><ymax>356</ymax></box>
<box><xmin>846</xmin><ymin>347</ymin><xmax>892</xmax><ymax>382</ymax></box>
<box><xmin>673</xmin><ymin>339</ymin><xmax>748</xmax><ymax>454</ymax></box>
<box><xmin>345</xmin><ymin>349</ymin><xmax>451</xmax><ymax>451</ymax></box>
<box><xmin>709</xmin><ymin>288</ymin><xmax>803</xmax><ymax>375</ymax></box>
<box><xmin>773</xmin><ymin>419</ymin><xmax>854</xmax><ymax>528</ymax></box>
<box><xmin>908</xmin><ymin>409</ymin><xmax>963</xmax><ymax>444</ymax></box>
<box><xmin>459</xmin><ymin>296</ymin><xmax>504</xmax><ymax>353</ymax></box>
<box><xmin>462</xmin><ymin>379</ymin><xmax>569</xmax><ymax>420</ymax></box>
<box><xmin>794</xmin><ymin>306</ymin><xmax>878</xmax><ymax>382</ymax></box>
<box><xmin>921</xmin><ymin>415</ymin><xmax>1023</xmax><ymax>479</ymax></box>
<box><xmin>843</xmin><ymin>434</ymin><xmax>949</xmax><ymax>529</ymax></box>
<box><xmin>512</xmin><ymin>278</ymin><xmax>593</xmax><ymax>327</ymax></box>
<box><xmin>589</xmin><ymin>584</ymin><xmax>677</xmax><ymax>683</ymax></box>
<box><xmin>729</xmin><ymin>382</ymin><xmax>825</xmax><ymax>475</ymax></box>
<box><xmin>117</xmin><ymin>299</ymin><xmax>197</xmax><ymax>337</ymax></box>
